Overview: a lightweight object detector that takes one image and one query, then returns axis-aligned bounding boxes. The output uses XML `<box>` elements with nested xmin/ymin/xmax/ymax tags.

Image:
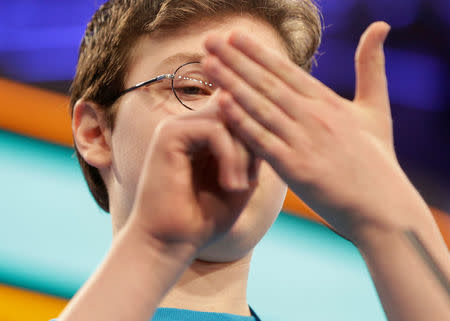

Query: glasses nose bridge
<box><xmin>156</xmin><ymin>73</ymin><xmax>175</xmax><ymax>82</ymax></box>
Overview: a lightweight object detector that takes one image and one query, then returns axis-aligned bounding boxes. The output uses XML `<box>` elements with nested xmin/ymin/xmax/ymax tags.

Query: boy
<box><xmin>56</xmin><ymin>0</ymin><xmax>450</xmax><ymax>320</ymax></box>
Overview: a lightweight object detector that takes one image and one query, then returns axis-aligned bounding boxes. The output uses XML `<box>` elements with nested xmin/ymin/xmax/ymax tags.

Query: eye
<box><xmin>175</xmin><ymin>86</ymin><xmax>211</xmax><ymax>96</ymax></box>
<box><xmin>173</xmin><ymin>74</ymin><xmax>215</xmax><ymax>101</ymax></box>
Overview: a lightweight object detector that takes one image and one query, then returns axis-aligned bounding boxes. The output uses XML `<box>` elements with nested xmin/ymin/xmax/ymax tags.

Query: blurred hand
<box><xmin>127</xmin><ymin>92</ymin><xmax>258</xmax><ymax>254</ymax></box>
<box><xmin>202</xmin><ymin>22</ymin><xmax>427</xmax><ymax>242</ymax></box>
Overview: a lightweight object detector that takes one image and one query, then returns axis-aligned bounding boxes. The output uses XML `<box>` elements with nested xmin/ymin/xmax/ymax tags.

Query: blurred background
<box><xmin>0</xmin><ymin>1</ymin><xmax>449</xmax><ymax>321</ymax></box>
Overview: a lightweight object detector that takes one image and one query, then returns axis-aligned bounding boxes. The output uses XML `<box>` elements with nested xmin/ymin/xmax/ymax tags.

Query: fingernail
<box><xmin>225</xmin><ymin>174</ymin><xmax>239</xmax><ymax>190</ymax></box>
<box><xmin>381</xmin><ymin>23</ymin><xmax>391</xmax><ymax>44</ymax></box>
<box><xmin>229</xmin><ymin>172</ymin><xmax>248</xmax><ymax>190</ymax></box>
<box><xmin>230</xmin><ymin>31</ymin><xmax>246</xmax><ymax>47</ymax></box>
<box><xmin>231</xmin><ymin>176</ymin><xmax>241</xmax><ymax>190</ymax></box>
<box><xmin>221</xmin><ymin>97</ymin><xmax>232</xmax><ymax>113</ymax></box>
<box><xmin>205</xmin><ymin>35</ymin><xmax>223</xmax><ymax>53</ymax></box>
<box><xmin>240</xmin><ymin>173</ymin><xmax>249</xmax><ymax>189</ymax></box>
<box><xmin>203</xmin><ymin>55</ymin><xmax>220</xmax><ymax>74</ymax></box>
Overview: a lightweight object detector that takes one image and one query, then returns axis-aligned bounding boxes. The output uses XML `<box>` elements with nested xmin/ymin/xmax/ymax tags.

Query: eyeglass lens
<box><xmin>172</xmin><ymin>62</ymin><xmax>216</xmax><ymax>110</ymax></box>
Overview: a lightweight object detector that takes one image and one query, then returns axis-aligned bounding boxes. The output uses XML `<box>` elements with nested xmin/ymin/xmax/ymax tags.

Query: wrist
<box><xmin>56</xmin><ymin>218</ymin><xmax>200</xmax><ymax>321</ymax></box>
<box><xmin>348</xmin><ymin>182</ymin><xmax>435</xmax><ymax>249</ymax></box>
<box><xmin>351</xmin><ymin>221</ymin><xmax>403</xmax><ymax>252</ymax></box>
<box><xmin>351</xmin><ymin>208</ymin><xmax>446</xmax><ymax>259</ymax></box>
<box><xmin>120</xmin><ymin>219</ymin><xmax>198</xmax><ymax>268</ymax></box>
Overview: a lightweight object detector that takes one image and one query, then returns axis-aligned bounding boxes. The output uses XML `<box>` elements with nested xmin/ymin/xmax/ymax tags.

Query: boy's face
<box><xmin>108</xmin><ymin>15</ymin><xmax>288</xmax><ymax>261</ymax></box>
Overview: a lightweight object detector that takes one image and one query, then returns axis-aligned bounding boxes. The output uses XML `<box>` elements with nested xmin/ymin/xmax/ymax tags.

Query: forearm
<box><xmin>356</xmin><ymin>209</ymin><xmax>450</xmax><ymax>321</ymax></box>
<box><xmin>57</xmin><ymin>223</ymin><xmax>196</xmax><ymax>321</ymax></box>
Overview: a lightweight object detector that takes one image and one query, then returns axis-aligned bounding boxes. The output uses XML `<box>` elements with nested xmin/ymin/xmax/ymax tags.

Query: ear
<box><xmin>72</xmin><ymin>100</ymin><xmax>112</xmax><ymax>169</ymax></box>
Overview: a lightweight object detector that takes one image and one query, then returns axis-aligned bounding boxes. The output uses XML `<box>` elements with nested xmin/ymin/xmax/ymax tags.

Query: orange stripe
<box><xmin>0</xmin><ymin>78</ymin><xmax>73</xmax><ymax>146</ymax></box>
<box><xmin>283</xmin><ymin>189</ymin><xmax>329</xmax><ymax>226</ymax></box>
<box><xmin>0</xmin><ymin>78</ymin><xmax>448</xmax><ymax>247</ymax></box>
<box><xmin>431</xmin><ymin>207</ymin><xmax>450</xmax><ymax>248</ymax></box>
<box><xmin>0</xmin><ymin>284</ymin><xmax>67</xmax><ymax>321</ymax></box>
<box><xmin>283</xmin><ymin>189</ymin><xmax>450</xmax><ymax>248</ymax></box>
<box><xmin>0</xmin><ymin>214</ymin><xmax>447</xmax><ymax>321</ymax></box>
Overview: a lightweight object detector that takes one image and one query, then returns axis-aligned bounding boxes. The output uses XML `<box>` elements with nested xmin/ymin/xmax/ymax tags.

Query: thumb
<box><xmin>354</xmin><ymin>21</ymin><xmax>391</xmax><ymax>109</ymax></box>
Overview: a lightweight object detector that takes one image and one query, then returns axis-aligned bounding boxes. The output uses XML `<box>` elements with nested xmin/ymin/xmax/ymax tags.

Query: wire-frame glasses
<box><xmin>114</xmin><ymin>61</ymin><xmax>216</xmax><ymax>110</ymax></box>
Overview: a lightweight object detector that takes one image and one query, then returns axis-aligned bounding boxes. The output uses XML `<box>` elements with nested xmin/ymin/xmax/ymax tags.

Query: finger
<box><xmin>217</xmin><ymin>91</ymin><xmax>293</xmax><ymax>172</ymax></box>
<box><xmin>181</xmin><ymin>90</ymin><xmax>253</xmax><ymax>189</ymax></box>
<box><xmin>232</xmin><ymin>137</ymin><xmax>261</xmax><ymax>185</ymax></box>
<box><xmin>182</xmin><ymin>88</ymin><xmax>224</xmax><ymax>120</ymax></box>
<box><xmin>233</xmin><ymin>136</ymin><xmax>253</xmax><ymax>187</ymax></box>
<box><xmin>248</xmin><ymin>157</ymin><xmax>262</xmax><ymax>183</ymax></box>
<box><xmin>204</xmin><ymin>34</ymin><xmax>307</xmax><ymax>121</ymax></box>
<box><xmin>194</xmin><ymin>89</ymin><xmax>255</xmax><ymax>188</ymax></box>
<box><xmin>354</xmin><ymin>21</ymin><xmax>391</xmax><ymax>109</ymax></box>
<box><xmin>203</xmin><ymin>55</ymin><xmax>300</xmax><ymax>145</ymax></box>
<box><xmin>222</xmin><ymin>30</ymin><xmax>337</xmax><ymax>101</ymax></box>
<box><xmin>167</xmin><ymin>117</ymin><xmax>249</xmax><ymax>191</ymax></box>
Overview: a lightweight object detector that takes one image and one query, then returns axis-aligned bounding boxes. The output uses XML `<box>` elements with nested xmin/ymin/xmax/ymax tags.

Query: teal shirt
<box><xmin>51</xmin><ymin>306</ymin><xmax>261</xmax><ymax>321</ymax></box>
<box><xmin>152</xmin><ymin>307</ymin><xmax>260</xmax><ymax>320</ymax></box>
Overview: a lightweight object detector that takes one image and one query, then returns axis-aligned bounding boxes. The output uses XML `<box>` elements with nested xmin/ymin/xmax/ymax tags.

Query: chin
<box><xmin>196</xmin><ymin>245</ymin><xmax>253</xmax><ymax>263</ymax></box>
<box><xmin>196</xmin><ymin>253</ymin><xmax>249</xmax><ymax>263</ymax></box>
<box><xmin>196</xmin><ymin>208</ymin><xmax>282</xmax><ymax>263</ymax></box>
<box><xmin>199</xmin><ymin>163</ymin><xmax>287</xmax><ymax>263</ymax></box>
<box><xmin>195</xmin><ymin>233</ymin><xmax>254</xmax><ymax>263</ymax></box>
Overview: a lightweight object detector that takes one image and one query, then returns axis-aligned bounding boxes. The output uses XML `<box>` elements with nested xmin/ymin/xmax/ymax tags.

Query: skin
<box><xmin>73</xmin><ymin>16</ymin><xmax>288</xmax><ymax>315</ymax></box>
<box><xmin>202</xmin><ymin>21</ymin><xmax>450</xmax><ymax>319</ymax></box>
<box><xmin>64</xmin><ymin>13</ymin><xmax>450</xmax><ymax>321</ymax></box>
<box><xmin>108</xmin><ymin>17</ymin><xmax>288</xmax><ymax>262</ymax></box>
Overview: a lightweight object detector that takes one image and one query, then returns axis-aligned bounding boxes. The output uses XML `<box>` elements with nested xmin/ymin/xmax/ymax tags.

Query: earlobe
<box><xmin>72</xmin><ymin>100</ymin><xmax>112</xmax><ymax>169</ymax></box>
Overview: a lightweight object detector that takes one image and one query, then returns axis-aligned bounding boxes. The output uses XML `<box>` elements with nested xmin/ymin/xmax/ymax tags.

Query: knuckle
<box><xmin>355</xmin><ymin>50</ymin><xmax>384</xmax><ymax>69</ymax></box>
<box><xmin>322</xmin><ymin>88</ymin><xmax>341</xmax><ymax>106</ymax></box>
<box><xmin>211</xmin><ymin>121</ymin><xmax>225</xmax><ymax>133</ymax></box>
<box><xmin>291</xmin><ymin>156</ymin><xmax>318</xmax><ymax>185</ymax></box>
<box><xmin>209</xmin><ymin>124</ymin><xmax>229</xmax><ymax>148</ymax></box>
<box><xmin>258</xmin><ymin>72</ymin><xmax>278</xmax><ymax>95</ymax></box>
<box><xmin>283</xmin><ymin>89</ymin><xmax>303</xmax><ymax>110</ymax></box>
<box><xmin>229</xmin><ymin>81</ymin><xmax>243</xmax><ymax>98</ymax></box>
<box><xmin>286</xmin><ymin>139</ymin><xmax>317</xmax><ymax>175</ymax></box>
<box><xmin>227</xmin><ymin>111</ymin><xmax>246</xmax><ymax>129</ymax></box>
<box><xmin>249</xmin><ymin>129</ymin><xmax>272</xmax><ymax>154</ymax></box>
<box><xmin>256</xmin><ymin>102</ymin><xmax>273</xmax><ymax>123</ymax></box>
<box><xmin>309</xmin><ymin>110</ymin><xmax>335</xmax><ymax>134</ymax></box>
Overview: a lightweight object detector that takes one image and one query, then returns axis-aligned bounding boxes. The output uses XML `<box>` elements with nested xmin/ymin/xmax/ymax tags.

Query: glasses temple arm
<box><xmin>115</xmin><ymin>74</ymin><xmax>174</xmax><ymax>99</ymax></box>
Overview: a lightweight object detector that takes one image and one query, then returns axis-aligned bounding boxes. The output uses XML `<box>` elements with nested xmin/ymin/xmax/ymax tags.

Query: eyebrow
<box><xmin>158</xmin><ymin>52</ymin><xmax>206</xmax><ymax>70</ymax></box>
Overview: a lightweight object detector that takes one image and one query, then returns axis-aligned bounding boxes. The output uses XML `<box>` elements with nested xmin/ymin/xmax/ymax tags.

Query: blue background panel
<box><xmin>2</xmin><ymin>1</ymin><xmax>449</xmax><ymax>319</ymax></box>
<box><xmin>0</xmin><ymin>130</ymin><xmax>386</xmax><ymax>320</ymax></box>
<box><xmin>0</xmin><ymin>131</ymin><xmax>111</xmax><ymax>298</ymax></box>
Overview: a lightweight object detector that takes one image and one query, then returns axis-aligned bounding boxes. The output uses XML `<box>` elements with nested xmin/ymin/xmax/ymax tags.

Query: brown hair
<box><xmin>70</xmin><ymin>0</ymin><xmax>322</xmax><ymax>213</ymax></box>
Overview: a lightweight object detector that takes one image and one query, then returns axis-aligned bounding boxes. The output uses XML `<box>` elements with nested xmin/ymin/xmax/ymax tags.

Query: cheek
<box><xmin>227</xmin><ymin>161</ymin><xmax>288</xmax><ymax>239</ymax></box>
<box><xmin>242</xmin><ymin>161</ymin><xmax>288</xmax><ymax>231</ymax></box>
<box><xmin>114</xmin><ymin>133</ymin><xmax>148</xmax><ymax>182</ymax></box>
<box><xmin>197</xmin><ymin>162</ymin><xmax>287</xmax><ymax>262</ymax></box>
<box><xmin>111</xmin><ymin>103</ymin><xmax>163</xmax><ymax>191</ymax></box>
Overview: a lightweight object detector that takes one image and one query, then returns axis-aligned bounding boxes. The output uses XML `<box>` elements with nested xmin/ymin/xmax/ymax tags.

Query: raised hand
<box><xmin>127</xmin><ymin>93</ymin><xmax>257</xmax><ymax>253</ymax></box>
<box><xmin>202</xmin><ymin>22</ymin><xmax>428</xmax><ymax>242</ymax></box>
